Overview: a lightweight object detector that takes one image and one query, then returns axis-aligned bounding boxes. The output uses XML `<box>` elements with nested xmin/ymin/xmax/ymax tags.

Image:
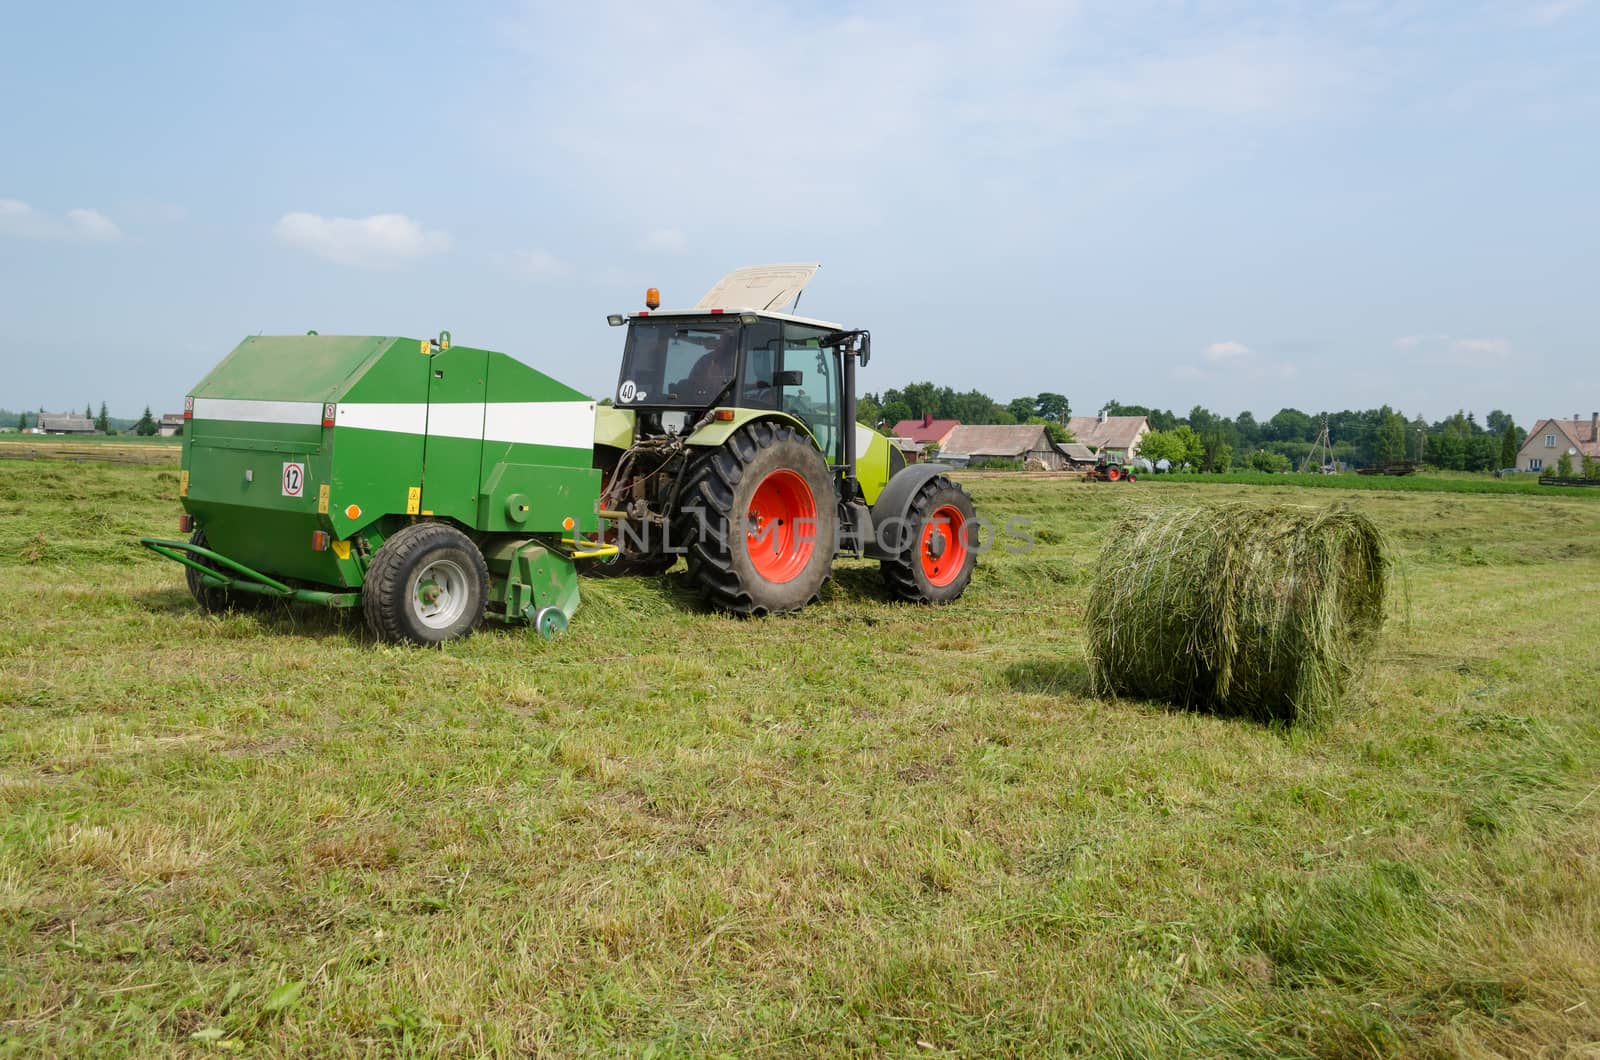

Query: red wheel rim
<box><xmin>746</xmin><ymin>469</ymin><xmax>817</xmax><ymax>582</ymax></box>
<box><xmin>919</xmin><ymin>504</ymin><xmax>969</xmax><ymax>587</ymax></box>
<box><xmin>1107</xmin><ymin>467</ymin><xmax>1121</xmax><ymax>481</ymax></box>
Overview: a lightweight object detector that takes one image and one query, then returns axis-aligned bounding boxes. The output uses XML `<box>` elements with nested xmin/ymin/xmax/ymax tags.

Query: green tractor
<box><xmin>590</xmin><ymin>263</ymin><xmax>978</xmax><ymax>614</ymax></box>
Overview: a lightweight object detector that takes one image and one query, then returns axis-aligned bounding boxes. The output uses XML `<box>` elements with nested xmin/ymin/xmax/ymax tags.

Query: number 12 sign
<box><xmin>282</xmin><ymin>462</ymin><xmax>306</xmax><ymax>497</ymax></box>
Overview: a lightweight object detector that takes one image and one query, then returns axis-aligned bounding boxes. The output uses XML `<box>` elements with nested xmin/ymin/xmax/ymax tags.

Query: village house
<box><xmin>1517</xmin><ymin>413</ymin><xmax>1600</xmax><ymax>474</ymax></box>
<box><xmin>158</xmin><ymin>413</ymin><xmax>186</xmax><ymax>437</ymax></box>
<box><xmin>1065</xmin><ymin>411</ymin><xmax>1151</xmax><ymax>461</ymax></box>
<box><xmin>938</xmin><ymin>424</ymin><xmax>1073</xmax><ymax>470</ymax></box>
<box><xmin>890</xmin><ymin>414</ymin><xmax>961</xmax><ymax>454</ymax></box>
<box><xmin>36</xmin><ymin>413</ymin><xmax>97</xmax><ymax>435</ymax></box>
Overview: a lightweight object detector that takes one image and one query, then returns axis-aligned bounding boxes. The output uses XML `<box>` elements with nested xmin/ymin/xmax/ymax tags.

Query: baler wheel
<box><xmin>676</xmin><ymin>421</ymin><xmax>837</xmax><ymax>616</ymax></box>
<box><xmin>362</xmin><ymin>523</ymin><xmax>488</xmax><ymax>645</ymax></box>
<box><xmin>185</xmin><ymin>528</ymin><xmax>271</xmax><ymax>614</ymax></box>
<box><xmin>880</xmin><ymin>475</ymin><xmax>978</xmax><ymax>604</ymax></box>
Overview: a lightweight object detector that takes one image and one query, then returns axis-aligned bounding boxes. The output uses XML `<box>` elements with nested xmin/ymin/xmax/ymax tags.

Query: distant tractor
<box><xmin>1090</xmin><ymin>453</ymin><xmax>1138</xmax><ymax>482</ymax></box>
<box><xmin>591</xmin><ymin>264</ymin><xmax>978</xmax><ymax>614</ymax></box>
<box><xmin>139</xmin><ymin>266</ymin><xmax>977</xmax><ymax>644</ymax></box>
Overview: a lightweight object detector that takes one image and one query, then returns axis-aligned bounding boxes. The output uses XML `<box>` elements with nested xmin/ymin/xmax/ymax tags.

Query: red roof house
<box><xmin>890</xmin><ymin>414</ymin><xmax>961</xmax><ymax>449</ymax></box>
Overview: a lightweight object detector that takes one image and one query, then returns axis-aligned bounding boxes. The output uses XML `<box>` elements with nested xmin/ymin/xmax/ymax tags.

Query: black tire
<box><xmin>676</xmin><ymin>422</ymin><xmax>838</xmax><ymax>615</ymax></box>
<box><xmin>185</xmin><ymin>528</ymin><xmax>271</xmax><ymax>614</ymax></box>
<box><xmin>881</xmin><ymin>476</ymin><xmax>978</xmax><ymax>604</ymax></box>
<box><xmin>361</xmin><ymin>523</ymin><xmax>489</xmax><ymax>645</ymax></box>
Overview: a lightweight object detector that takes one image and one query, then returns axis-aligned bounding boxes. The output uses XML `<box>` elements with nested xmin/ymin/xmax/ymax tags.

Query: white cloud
<box><xmin>508</xmin><ymin>249</ymin><xmax>572</xmax><ymax>280</ymax></box>
<box><xmin>1393</xmin><ymin>334</ymin><xmax>1515</xmax><ymax>362</ymax></box>
<box><xmin>0</xmin><ymin>199</ymin><xmax>121</xmax><ymax>241</ymax></box>
<box><xmin>639</xmin><ymin>227</ymin><xmax>687</xmax><ymax>255</ymax></box>
<box><xmin>1204</xmin><ymin>340</ymin><xmax>1252</xmax><ymax>361</ymax></box>
<box><xmin>271</xmin><ymin>212</ymin><xmax>448</xmax><ymax>268</ymax></box>
<box><xmin>1530</xmin><ymin>0</ymin><xmax>1587</xmax><ymax>24</ymax></box>
<box><xmin>1454</xmin><ymin>337</ymin><xmax>1513</xmax><ymax>357</ymax></box>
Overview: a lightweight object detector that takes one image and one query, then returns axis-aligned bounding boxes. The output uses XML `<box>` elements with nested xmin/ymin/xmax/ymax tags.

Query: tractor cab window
<box><xmin>738</xmin><ymin>321</ymin><xmax>782</xmax><ymax>409</ymax></box>
<box><xmin>616</xmin><ymin>319</ymin><xmax>740</xmax><ymax>408</ymax></box>
<box><xmin>780</xmin><ymin>324</ymin><xmax>840</xmax><ymax>462</ymax></box>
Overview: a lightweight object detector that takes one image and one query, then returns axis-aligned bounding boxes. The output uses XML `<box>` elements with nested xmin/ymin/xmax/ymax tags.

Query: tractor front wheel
<box><xmin>881</xmin><ymin>476</ymin><xmax>978</xmax><ymax>604</ymax></box>
<box><xmin>362</xmin><ymin>523</ymin><xmax>489</xmax><ymax>645</ymax></box>
<box><xmin>677</xmin><ymin>422</ymin><xmax>837</xmax><ymax>615</ymax></box>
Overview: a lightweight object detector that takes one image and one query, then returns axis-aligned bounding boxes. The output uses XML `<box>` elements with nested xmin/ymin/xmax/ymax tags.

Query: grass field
<box><xmin>1150</xmin><ymin>470</ymin><xmax>1598</xmax><ymax>498</ymax></box>
<box><xmin>2</xmin><ymin>461</ymin><xmax>1598</xmax><ymax>1055</ymax></box>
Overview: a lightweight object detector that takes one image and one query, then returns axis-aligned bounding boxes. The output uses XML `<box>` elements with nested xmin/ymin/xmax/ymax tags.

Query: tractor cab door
<box><xmin>778</xmin><ymin>323</ymin><xmax>842</xmax><ymax>464</ymax></box>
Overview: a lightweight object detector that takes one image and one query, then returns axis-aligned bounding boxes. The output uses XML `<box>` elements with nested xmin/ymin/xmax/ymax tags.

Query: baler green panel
<box><xmin>194</xmin><ymin>335</ymin><xmax>394</xmax><ymax>403</ymax></box>
<box><xmin>420</xmin><ymin>345</ymin><xmax>489</xmax><ymax>525</ymax></box>
<box><xmin>474</xmin><ymin>351</ymin><xmax>601</xmax><ymax>534</ymax></box>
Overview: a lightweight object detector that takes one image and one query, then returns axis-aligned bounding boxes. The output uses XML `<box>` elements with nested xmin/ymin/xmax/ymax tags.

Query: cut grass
<box><xmin>2</xmin><ymin>463</ymin><xmax>1598</xmax><ymax>1054</ymax></box>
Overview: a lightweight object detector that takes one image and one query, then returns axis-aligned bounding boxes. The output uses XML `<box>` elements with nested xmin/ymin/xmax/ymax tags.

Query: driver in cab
<box><xmin>684</xmin><ymin>333</ymin><xmax>737</xmax><ymax>398</ymax></box>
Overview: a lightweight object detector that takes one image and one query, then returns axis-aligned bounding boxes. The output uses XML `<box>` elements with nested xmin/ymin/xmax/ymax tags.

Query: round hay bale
<box><xmin>1084</xmin><ymin>504</ymin><xmax>1389</xmax><ymax>724</ymax></box>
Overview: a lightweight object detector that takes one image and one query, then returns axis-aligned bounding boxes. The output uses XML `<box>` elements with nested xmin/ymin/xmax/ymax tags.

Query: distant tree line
<box><xmin>852</xmin><ymin>385</ymin><xmax>1532</xmax><ymax>472</ymax></box>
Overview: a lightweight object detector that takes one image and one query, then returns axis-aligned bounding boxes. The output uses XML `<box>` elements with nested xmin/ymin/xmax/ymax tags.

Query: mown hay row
<box><xmin>1085</xmin><ymin>504</ymin><xmax>1389</xmax><ymax>724</ymax></box>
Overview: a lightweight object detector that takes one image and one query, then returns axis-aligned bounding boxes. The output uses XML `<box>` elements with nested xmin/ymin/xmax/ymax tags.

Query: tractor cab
<box><xmin>611</xmin><ymin>309</ymin><xmax>858</xmax><ymax>467</ymax></box>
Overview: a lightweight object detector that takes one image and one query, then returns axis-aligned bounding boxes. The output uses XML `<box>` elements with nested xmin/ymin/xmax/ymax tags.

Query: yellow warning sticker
<box><xmin>179</xmin><ymin>469</ymin><xmax>189</xmax><ymax>497</ymax></box>
<box><xmin>406</xmin><ymin>486</ymin><xmax>421</xmax><ymax>515</ymax></box>
<box><xmin>420</xmin><ymin>339</ymin><xmax>431</xmax><ymax>355</ymax></box>
<box><xmin>317</xmin><ymin>483</ymin><xmax>330</xmax><ymax>514</ymax></box>
<box><xmin>331</xmin><ymin>539</ymin><xmax>351</xmax><ymax>560</ymax></box>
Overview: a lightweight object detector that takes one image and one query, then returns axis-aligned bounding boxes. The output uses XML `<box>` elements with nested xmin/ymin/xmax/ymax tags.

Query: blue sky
<box><xmin>2</xmin><ymin>0</ymin><xmax>1595</xmax><ymax>425</ymax></box>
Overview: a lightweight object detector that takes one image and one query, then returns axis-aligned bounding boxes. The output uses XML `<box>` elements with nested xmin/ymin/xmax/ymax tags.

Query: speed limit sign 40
<box><xmin>282</xmin><ymin>461</ymin><xmax>306</xmax><ymax>497</ymax></box>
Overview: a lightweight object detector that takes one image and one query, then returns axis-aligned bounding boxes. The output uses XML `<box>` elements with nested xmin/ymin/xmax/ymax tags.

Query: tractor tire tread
<box><xmin>881</xmin><ymin>475</ymin><xmax>978</xmax><ymax>604</ymax></box>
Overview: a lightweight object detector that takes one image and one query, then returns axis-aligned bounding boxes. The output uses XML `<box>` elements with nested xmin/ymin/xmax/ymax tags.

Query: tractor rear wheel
<box><xmin>362</xmin><ymin>522</ymin><xmax>488</xmax><ymax>645</ymax></box>
<box><xmin>881</xmin><ymin>475</ymin><xmax>978</xmax><ymax>604</ymax></box>
<box><xmin>185</xmin><ymin>528</ymin><xmax>271</xmax><ymax>614</ymax></box>
<box><xmin>677</xmin><ymin>422</ymin><xmax>837</xmax><ymax>615</ymax></box>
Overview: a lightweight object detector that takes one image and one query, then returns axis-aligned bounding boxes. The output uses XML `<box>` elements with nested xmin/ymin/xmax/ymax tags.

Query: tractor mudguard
<box><xmin>683</xmin><ymin>409</ymin><xmax>815</xmax><ymax>450</ymax></box>
<box><xmin>865</xmin><ymin>463</ymin><xmax>954</xmax><ymax>560</ymax></box>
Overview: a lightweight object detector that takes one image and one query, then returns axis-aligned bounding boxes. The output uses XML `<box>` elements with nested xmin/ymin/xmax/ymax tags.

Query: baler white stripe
<box><xmin>482</xmin><ymin>401</ymin><xmax>595</xmax><ymax>449</ymax></box>
<box><xmin>335</xmin><ymin>400</ymin><xmax>596</xmax><ymax>450</ymax></box>
<box><xmin>192</xmin><ymin>398</ymin><xmax>324</xmax><ymax>425</ymax></box>
<box><xmin>426</xmin><ymin>402</ymin><xmax>487</xmax><ymax>440</ymax></box>
<box><xmin>335</xmin><ymin>403</ymin><xmax>428</xmax><ymax>434</ymax></box>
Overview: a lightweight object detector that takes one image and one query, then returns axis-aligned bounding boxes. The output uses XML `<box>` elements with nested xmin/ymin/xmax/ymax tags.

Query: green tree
<box><xmin>1136</xmin><ymin>429</ymin><xmax>1185</xmax><ymax>468</ymax></box>
<box><xmin>1006</xmin><ymin>397</ymin><xmax>1036</xmax><ymax>422</ymax></box>
<box><xmin>1376</xmin><ymin>407</ymin><xmax>1406</xmax><ymax>464</ymax></box>
<box><xmin>1170</xmin><ymin>425</ymin><xmax>1206</xmax><ymax>467</ymax></box>
<box><xmin>1557</xmin><ymin>452</ymin><xmax>1574</xmax><ymax>479</ymax></box>
<box><xmin>96</xmin><ymin>401</ymin><xmax>111</xmax><ymax>434</ymax></box>
<box><xmin>1499</xmin><ymin>421</ymin><xmax>1518</xmax><ymax>468</ymax></box>
<box><xmin>134</xmin><ymin>406</ymin><xmax>159</xmax><ymax>437</ymax></box>
<box><xmin>1249</xmin><ymin>450</ymin><xmax>1291</xmax><ymax>473</ymax></box>
<box><xmin>1584</xmin><ymin>455</ymin><xmax>1598</xmax><ymax>481</ymax></box>
<box><xmin>1035</xmin><ymin>392</ymin><xmax>1070</xmax><ymax>424</ymax></box>
<box><xmin>880</xmin><ymin>400</ymin><xmax>913</xmax><ymax>429</ymax></box>
<box><xmin>84</xmin><ymin>403</ymin><xmax>93</xmax><ymax>421</ymax></box>
<box><xmin>1201</xmin><ymin>434</ymin><xmax>1232</xmax><ymax>473</ymax></box>
<box><xmin>15</xmin><ymin>412</ymin><xmax>26</xmax><ymax>431</ymax></box>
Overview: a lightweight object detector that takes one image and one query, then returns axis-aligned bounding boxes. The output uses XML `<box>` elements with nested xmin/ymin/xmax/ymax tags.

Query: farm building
<box><xmin>1517</xmin><ymin>414</ymin><xmax>1599</xmax><ymax>473</ymax></box>
<box><xmin>36</xmin><ymin>413</ymin><xmax>96</xmax><ymax>435</ymax></box>
<box><xmin>158</xmin><ymin>413</ymin><xmax>185</xmax><ymax>437</ymax></box>
<box><xmin>1066</xmin><ymin>411</ymin><xmax>1150</xmax><ymax>460</ymax></box>
<box><xmin>939</xmin><ymin>424</ymin><xmax>1073</xmax><ymax>469</ymax></box>
<box><xmin>890</xmin><ymin>415</ymin><xmax>961</xmax><ymax>452</ymax></box>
